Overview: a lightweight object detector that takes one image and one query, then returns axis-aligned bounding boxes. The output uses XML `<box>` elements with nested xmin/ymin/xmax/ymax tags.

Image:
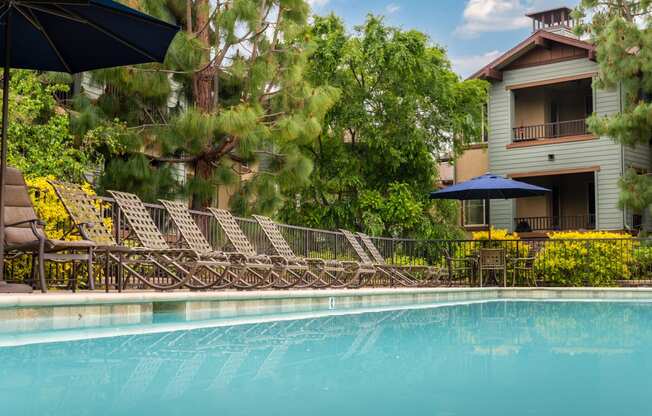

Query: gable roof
<box><xmin>469</xmin><ymin>29</ymin><xmax>596</xmax><ymax>81</ymax></box>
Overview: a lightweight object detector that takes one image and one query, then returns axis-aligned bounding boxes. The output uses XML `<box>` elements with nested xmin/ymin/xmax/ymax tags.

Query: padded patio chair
<box><xmin>338</xmin><ymin>229</ymin><xmax>406</xmax><ymax>287</ymax></box>
<box><xmin>356</xmin><ymin>232</ymin><xmax>444</xmax><ymax>286</ymax></box>
<box><xmin>207</xmin><ymin>208</ymin><xmax>301</xmax><ymax>289</ymax></box>
<box><xmin>5</xmin><ymin>168</ymin><xmax>96</xmax><ymax>292</ymax></box>
<box><xmin>159</xmin><ymin>200</ymin><xmax>278</xmax><ymax>289</ymax></box>
<box><xmin>50</xmin><ymin>180</ymin><xmax>225</xmax><ymax>291</ymax></box>
<box><xmin>252</xmin><ymin>214</ymin><xmax>355</xmax><ymax>288</ymax></box>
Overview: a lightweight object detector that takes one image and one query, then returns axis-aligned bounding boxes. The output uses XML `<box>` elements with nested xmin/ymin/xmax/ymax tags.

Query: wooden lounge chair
<box><xmin>107</xmin><ymin>191</ymin><xmax>237</xmax><ymax>290</ymax></box>
<box><xmin>50</xmin><ymin>180</ymin><xmax>225</xmax><ymax>291</ymax></box>
<box><xmin>252</xmin><ymin>214</ymin><xmax>355</xmax><ymax>288</ymax></box>
<box><xmin>339</xmin><ymin>229</ymin><xmax>417</xmax><ymax>287</ymax></box>
<box><xmin>5</xmin><ymin>168</ymin><xmax>95</xmax><ymax>292</ymax></box>
<box><xmin>207</xmin><ymin>208</ymin><xmax>302</xmax><ymax>289</ymax></box>
<box><xmin>356</xmin><ymin>232</ymin><xmax>443</xmax><ymax>286</ymax></box>
<box><xmin>159</xmin><ymin>200</ymin><xmax>277</xmax><ymax>289</ymax></box>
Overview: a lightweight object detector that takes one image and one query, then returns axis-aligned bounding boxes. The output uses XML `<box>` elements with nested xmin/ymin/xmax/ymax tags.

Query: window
<box><xmin>463</xmin><ymin>199</ymin><xmax>488</xmax><ymax>226</ymax></box>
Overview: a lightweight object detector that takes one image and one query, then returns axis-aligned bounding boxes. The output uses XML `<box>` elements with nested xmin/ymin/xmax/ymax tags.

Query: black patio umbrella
<box><xmin>430</xmin><ymin>173</ymin><xmax>551</xmax><ymax>239</ymax></box>
<box><xmin>0</xmin><ymin>0</ymin><xmax>179</xmax><ymax>292</ymax></box>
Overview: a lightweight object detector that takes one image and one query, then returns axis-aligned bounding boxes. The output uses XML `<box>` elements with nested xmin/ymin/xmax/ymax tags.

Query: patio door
<box><xmin>587</xmin><ymin>181</ymin><xmax>596</xmax><ymax>228</ymax></box>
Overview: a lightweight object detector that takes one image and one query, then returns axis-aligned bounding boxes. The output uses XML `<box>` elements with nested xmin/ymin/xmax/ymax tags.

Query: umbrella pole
<box><xmin>0</xmin><ymin>9</ymin><xmax>32</xmax><ymax>293</ymax></box>
<box><xmin>486</xmin><ymin>198</ymin><xmax>491</xmax><ymax>241</ymax></box>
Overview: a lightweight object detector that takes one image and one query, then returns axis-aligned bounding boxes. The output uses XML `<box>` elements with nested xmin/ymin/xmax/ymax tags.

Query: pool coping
<box><xmin>3</xmin><ymin>286</ymin><xmax>652</xmax><ymax>308</ymax></box>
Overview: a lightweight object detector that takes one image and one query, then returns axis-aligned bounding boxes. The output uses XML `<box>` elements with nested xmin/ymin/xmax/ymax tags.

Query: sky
<box><xmin>307</xmin><ymin>0</ymin><xmax>577</xmax><ymax>78</ymax></box>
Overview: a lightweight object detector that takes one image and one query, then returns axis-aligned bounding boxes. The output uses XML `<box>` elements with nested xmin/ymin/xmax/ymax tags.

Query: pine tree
<box><xmin>72</xmin><ymin>0</ymin><xmax>337</xmax><ymax>212</ymax></box>
<box><xmin>575</xmin><ymin>1</ymin><xmax>652</xmax><ymax>213</ymax></box>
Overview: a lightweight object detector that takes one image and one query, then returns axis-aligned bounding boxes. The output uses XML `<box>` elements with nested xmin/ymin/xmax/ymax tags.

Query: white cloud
<box><xmin>450</xmin><ymin>50</ymin><xmax>503</xmax><ymax>78</ymax></box>
<box><xmin>307</xmin><ymin>0</ymin><xmax>331</xmax><ymax>9</ymax></box>
<box><xmin>386</xmin><ymin>3</ymin><xmax>400</xmax><ymax>14</ymax></box>
<box><xmin>455</xmin><ymin>0</ymin><xmax>569</xmax><ymax>38</ymax></box>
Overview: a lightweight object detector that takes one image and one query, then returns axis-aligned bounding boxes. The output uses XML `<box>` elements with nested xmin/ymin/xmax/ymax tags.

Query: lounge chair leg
<box><xmin>104</xmin><ymin>250</ymin><xmax>110</xmax><ymax>293</ymax></box>
<box><xmin>71</xmin><ymin>261</ymin><xmax>78</xmax><ymax>292</ymax></box>
<box><xmin>87</xmin><ymin>248</ymin><xmax>95</xmax><ymax>291</ymax></box>
<box><xmin>29</xmin><ymin>255</ymin><xmax>37</xmax><ymax>288</ymax></box>
<box><xmin>38</xmin><ymin>250</ymin><xmax>47</xmax><ymax>293</ymax></box>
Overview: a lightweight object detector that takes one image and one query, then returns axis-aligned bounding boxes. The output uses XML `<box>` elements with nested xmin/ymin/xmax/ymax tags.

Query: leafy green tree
<box><xmin>3</xmin><ymin>71</ymin><xmax>96</xmax><ymax>180</ymax></box>
<box><xmin>575</xmin><ymin>1</ymin><xmax>652</xmax><ymax>212</ymax></box>
<box><xmin>74</xmin><ymin>0</ymin><xmax>337</xmax><ymax>210</ymax></box>
<box><xmin>279</xmin><ymin>15</ymin><xmax>487</xmax><ymax>238</ymax></box>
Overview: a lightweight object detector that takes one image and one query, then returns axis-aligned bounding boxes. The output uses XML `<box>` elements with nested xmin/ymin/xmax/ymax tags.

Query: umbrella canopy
<box><xmin>429</xmin><ymin>173</ymin><xmax>550</xmax><ymax>200</ymax></box>
<box><xmin>0</xmin><ymin>0</ymin><xmax>179</xmax><ymax>72</ymax></box>
<box><xmin>0</xmin><ymin>0</ymin><xmax>179</xmax><ymax>292</ymax></box>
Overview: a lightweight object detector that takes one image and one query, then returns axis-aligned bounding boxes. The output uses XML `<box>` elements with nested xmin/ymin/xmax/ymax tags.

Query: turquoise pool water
<box><xmin>1</xmin><ymin>300</ymin><xmax>652</xmax><ymax>415</ymax></box>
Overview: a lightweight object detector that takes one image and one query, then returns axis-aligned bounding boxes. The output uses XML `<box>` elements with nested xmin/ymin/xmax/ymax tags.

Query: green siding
<box><xmin>487</xmin><ymin>58</ymin><xmax>624</xmax><ymax>231</ymax></box>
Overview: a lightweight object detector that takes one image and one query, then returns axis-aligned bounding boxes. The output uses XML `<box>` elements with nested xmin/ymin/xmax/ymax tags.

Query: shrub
<box><xmin>630</xmin><ymin>244</ymin><xmax>652</xmax><ymax>279</ymax></box>
<box><xmin>471</xmin><ymin>227</ymin><xmax>530</xmax><ymax>259</ymax></box>
<box><xmin>533</xmin><ymin>231</ymin><xmax>634</xmax><ymax>286</ymax></box>
<box><xmin>391</xmin><ymin>255</ymin><xmax>427</xmax><ymax>266</ymax></box>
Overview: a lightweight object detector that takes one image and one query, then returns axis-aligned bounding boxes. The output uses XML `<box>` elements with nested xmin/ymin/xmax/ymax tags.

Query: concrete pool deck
<box><xmin>3</xmin><ymin>287</ymin><xmax>652</xmax><ymax>338</ymax></box>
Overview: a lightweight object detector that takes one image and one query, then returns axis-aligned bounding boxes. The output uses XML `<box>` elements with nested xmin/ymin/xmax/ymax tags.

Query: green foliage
<box><xmin>279</xmin><ymin>15</ymin><xmax>487</xmax><ymax>239</ymax></box>
<box><xmin>533</xmin><ymin>231</ymin><xmax>634</xmax><ymax>286</ymax></box>
<box><xmin>631</xmin><ymin>244</ymin><xmax>652</xmax><ymax>278</ymax></box>
<box><xmin>3</xmin><ymin>71</ymin><xmax>97</xmax><ymax>180</ymax></box>
<box><xmin>73</xmin><ymin>0</ymin><xmax>335</xmax><ymax>213</ymax></box>
<box><xmin>576</xmin><ymin>1</ymin><xmax>652</xmax><ymax>212</ymax></box>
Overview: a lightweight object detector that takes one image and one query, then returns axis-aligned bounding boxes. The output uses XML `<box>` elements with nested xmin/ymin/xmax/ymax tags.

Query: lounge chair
<box><xmin>107</xmin><ymin>191</ymin><xmax>238</xmax><ymax>290</ymax></box>
<box><xmin>252</xmin><ymin>214</ymin><xmax>357</xmax><ymax>288</ymax></box>
<box><xmin>339</xmin><ymin>229</ymin><xmax>418</xmax><ymax>287</ymax></box>
<box><xmin>5</xmin><ymin>167</ymin><xmax>96</xmax><ymax>292</ymax></box>
<box><xmin>50</xmin><ymin>180</ymin><xmax>224</xmax><ymax>291</ymax></box>
<box><xmin>356</xmin><ymin>232</ymin><xmax>443</xmax><ymax>286</ymax></box>
<box><xmin>206</xmin><ymin>208</ymin><xmax>302</xmax><ymax>289</ymax></box>
<box><xmin>159</xmin><ymin>199</ymin><xmax>278</xmax><ymax>289</ymax></box>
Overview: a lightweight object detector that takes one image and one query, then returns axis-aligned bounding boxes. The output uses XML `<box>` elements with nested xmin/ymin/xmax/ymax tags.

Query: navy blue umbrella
<box><xmin>430</xmin><ymin>173</ymin><xmax>550</xmax><ymax>238</ymax></box>
<box><xmin>0</xmin><ymin>0</ymin><xmax>179</xmax><ymax>292</ymax></box>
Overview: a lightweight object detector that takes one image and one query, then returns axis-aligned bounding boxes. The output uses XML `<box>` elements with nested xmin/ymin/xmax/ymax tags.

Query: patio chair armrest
<box><xmin>268</xmin><ymin>255</ymin><xmax>289</xmax><ymax>266</ymax></box>
<box><xmin>305</xmin><ymin>257</ymin><xmax>327</xmax><ymax>266</ymax></box>
<box><xmin>339</xmin><ymin>260</ymin><xmax>361</xmax><ymax>269</ymax></box>
<box><xmin>508</xmin><ymin>256</ymin><xmax>536</xmax><ymax>264</ymax></box>
<box><xmin>5</xmin><ymin>219</ymin><xmax>45</xmax><ymax>228</ymax></box>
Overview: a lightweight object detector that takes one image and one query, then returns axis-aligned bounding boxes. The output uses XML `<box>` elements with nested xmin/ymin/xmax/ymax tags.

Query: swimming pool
<box><xmin>2</xmin><ymin>300</ymin><xmax>651</xmax><ymax>415</ymax></box>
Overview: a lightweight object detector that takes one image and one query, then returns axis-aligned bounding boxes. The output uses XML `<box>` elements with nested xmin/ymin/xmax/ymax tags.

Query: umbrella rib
<box><xmin>53</xmin><ymin>4</ymin><xmax>161</xmax><ymax>62</ymax></box>
<box><xmin>22</xmin><ymin>3</ymin><xmax>87</xmax><ymax>23</ymax></box>
<box><xmin>16</xmin><ymin>6</ymin><xmax>72</xmax><ymax>73</ymax></box>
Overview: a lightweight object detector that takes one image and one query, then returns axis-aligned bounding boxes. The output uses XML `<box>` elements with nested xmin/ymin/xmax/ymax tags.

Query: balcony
<box><xmin>512</xmin><ymin>118</ymin><xmax>588</xmax><ymax>142</ymax></box>
<box><xmin>511</xmin><ymin>77</ymin><xmax>593</xmax><ymax>144</ymax></box>
<box><xmin>512</xmin><ymin>172</ymin><xmax>596</xmax><ymax>233</ymax></box>
<box><xmin>514</xmin><ymin>215</ymin><xmax>596</xmax><ymax>232</ymax></box>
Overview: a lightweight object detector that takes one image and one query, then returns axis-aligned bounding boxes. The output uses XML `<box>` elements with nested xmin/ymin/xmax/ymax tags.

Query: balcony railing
<box><xmin>512</xmin><ymin>118</ymin><xmax>588</xmax><ymax>142</ymax></box>
<box><xmin>514</xmin><ymin>215</ymin><xmax>596</xmax><ymax>232</ymax></box>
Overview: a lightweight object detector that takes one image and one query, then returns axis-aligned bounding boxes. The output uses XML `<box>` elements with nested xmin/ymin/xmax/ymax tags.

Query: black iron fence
<box><xmin>5</xmin><ymin>196</ymin><xmax>652</xmax><ymax>289</ymax></box>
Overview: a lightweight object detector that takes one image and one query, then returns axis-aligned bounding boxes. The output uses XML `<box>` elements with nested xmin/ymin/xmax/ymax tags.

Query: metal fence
<box><xmin>5</xmin><ymin>195</ymin><xmax>652</xmax><ymax>289</ymax></box>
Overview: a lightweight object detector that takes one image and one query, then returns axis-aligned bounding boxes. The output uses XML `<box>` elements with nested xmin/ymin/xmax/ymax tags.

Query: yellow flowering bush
<box><xmin>533</xmin><ymin>231</ymin><xmax>635</xmax><ymax>286</ymax></box>
<box><xmin>471</xmin><ymin>227</ymin><xmax>531</xmax><ymax>259</ymax></box>
<box><xmin>391</xmin><ymin>255</ymin><xmax>427</xmax><ymax>266</ymax></box>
